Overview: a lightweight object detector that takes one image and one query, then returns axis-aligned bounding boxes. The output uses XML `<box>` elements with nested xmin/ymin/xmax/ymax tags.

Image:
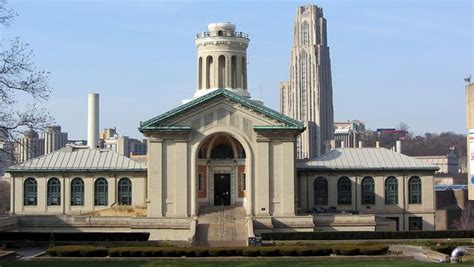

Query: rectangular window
<box><xmin>242</xmin><ymin>173</ymin><xmax>246</xmax><ymax>191</ymax></box>
<box><xmin>409</xmin><ymin>217</ymin><xmax>423</xmax><ymax>231</ymax></box>
<box><xmin>198</xmin><ymin>173</ymin><xmax>203</xmax><ymax>192</ymax></box>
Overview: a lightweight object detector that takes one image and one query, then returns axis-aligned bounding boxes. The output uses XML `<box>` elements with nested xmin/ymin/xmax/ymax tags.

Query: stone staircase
<box><xmin>196</xmin><ymin>205</ymin><xmax>248</xmax><ymax>247</ymax></box>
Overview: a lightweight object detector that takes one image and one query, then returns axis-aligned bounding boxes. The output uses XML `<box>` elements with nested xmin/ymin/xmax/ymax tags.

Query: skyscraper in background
<box><xmin>280</xmin><ymin>5</ymin><xmax>334</xmax><ymax>159</ymax></box>
<box><xmin>43</xmin><ymin>126</ymin><xmax>68</xmax><ymax>155</ymax></box>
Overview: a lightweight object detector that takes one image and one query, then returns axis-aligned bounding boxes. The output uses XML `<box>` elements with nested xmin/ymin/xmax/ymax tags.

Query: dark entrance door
<box><xmin>214</xmin><ymin>174</ymin><xmax>231</xmax><ymax>205</ymax></box>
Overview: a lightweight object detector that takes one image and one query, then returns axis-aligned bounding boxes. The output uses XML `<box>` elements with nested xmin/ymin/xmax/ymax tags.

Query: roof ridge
<box><xmin>138</xmin><ymin>88</ymin><xmax>304</xmax><ymax>131</ymax></box>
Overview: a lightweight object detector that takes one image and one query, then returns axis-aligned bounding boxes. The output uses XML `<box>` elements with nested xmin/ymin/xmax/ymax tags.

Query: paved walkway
<box><xmin>196</xmin><ymin>205</ymin><xmax>247</xmax><ymax>247</ymax></box>
<box><xmin>14</xmin><ymin>247</ymin><xmax>47</xmax><ymax>260</ymax></box>
<box><xmin>390</xmin><ymin>245</ymin><xmax>438</xmax><ymax>263</ymax></box>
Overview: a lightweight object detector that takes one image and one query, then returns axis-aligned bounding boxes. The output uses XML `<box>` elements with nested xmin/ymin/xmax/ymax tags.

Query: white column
<box><xmin>148</xmin><ymin>139</ymin><xmax>163</xmax><ymax>217</ymax></box>
<box><xmin>255</xmin><ymin>139</ymin><xmax>270</xmax><ymax>216</ymax></box>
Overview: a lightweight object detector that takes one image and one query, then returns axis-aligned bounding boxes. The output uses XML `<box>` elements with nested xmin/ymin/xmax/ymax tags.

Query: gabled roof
<box><xmin>7</xmin><ymin>146</ymin><xmax>146</xmax><ymax>173</ymax></box>
<box><xmin>139</xmin><ymin>88</ymin><xmax>304</xmax><ymax>132</ymax></box>
<box><xmin>298</xmin><ymin>148</ymin><xmax>439</xmax><ymax>172</ymax></box>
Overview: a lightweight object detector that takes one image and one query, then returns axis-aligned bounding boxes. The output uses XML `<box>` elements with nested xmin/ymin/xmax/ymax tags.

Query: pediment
<box><xmin>139</xmin><ymin>89</ymin><xmax>304</xmax><ymax>134</ymax></box>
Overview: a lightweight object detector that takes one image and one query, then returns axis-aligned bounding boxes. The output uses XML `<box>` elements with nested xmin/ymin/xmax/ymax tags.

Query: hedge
<box><xmin>0</xmin><ymin>232</ymin><xmax>149</xmax><ymax>241</ymax></box>
<box><xmin>47</xmin><ymin>246</ymin><xmax>108</xmax><ymax>257</ymax></box>
<box><xmin>261</xmin><ymin>230</ymin><xmax>474</xmax><ymax>241</ymax></box>
<box><xmin>46</xmin><ymin>244</ymin><xmax>387</xmax><ymax>257</ymax></box>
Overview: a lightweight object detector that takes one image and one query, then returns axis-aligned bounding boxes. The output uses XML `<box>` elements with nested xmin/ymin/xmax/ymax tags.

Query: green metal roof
<box><xmin>7</xmin><ymin>147</ymin><xmax>147</xmax><ymax>173</ymax></box>
<box><xmin>139</xmin><ymin>89</ymin><xmax>304</xmax><ymax>132</ymax></box>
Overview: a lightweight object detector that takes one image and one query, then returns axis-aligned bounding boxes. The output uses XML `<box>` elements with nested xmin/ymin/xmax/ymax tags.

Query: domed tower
<box><xmin>194</xmin><ymin>22</ymin><xmax>250</xmax><ymax>98</ymax></box>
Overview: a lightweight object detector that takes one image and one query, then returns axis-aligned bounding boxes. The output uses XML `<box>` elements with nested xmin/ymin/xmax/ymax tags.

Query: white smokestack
<box><xmin>358</xmin><ymin>141</ymin><xmax>363</xmax><ymax>148</ymax></box>
<box><xmin>376</xmin><ymin>141</ymin><xmax>380</xmax><ymax>148</ymax></box>
<box><xmin>396</xmin><ymin>140</ymin><xmax>402</xmax><ymax>154</ymax></box>
<box><xmin>341</xmin><ymin>141</ymin><xmax>345</xmax><ymax>148</ymax></box>
<box><xmin>87</xmin><ymin>93</ymin><xmax>99</xmax><ymax>149</ymax></box>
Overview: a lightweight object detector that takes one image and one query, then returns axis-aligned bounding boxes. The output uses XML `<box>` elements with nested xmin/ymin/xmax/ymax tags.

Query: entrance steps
<box><xmin>196</xmin><ymin>205</ymin><xmax>248</xmax><ymax>247</ymax></box>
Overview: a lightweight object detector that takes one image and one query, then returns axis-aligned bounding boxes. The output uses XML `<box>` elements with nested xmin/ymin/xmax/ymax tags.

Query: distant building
<box><xmin>280</xmin><ymin>5</ymin><xmax>334</xmax><ymax>159</ymax></box>
<box><xmin>414</xmin><ymin>149</ymin><xmax>459</xmax><ymax>174</ymax></box>
<box><xmin>101</xmin><ymin>128</ymin><xmax>147</xmax><ymax>157</ymax></box>
<box><xmin>43</xmin><ymin>126</ymin><xmax>68</xmax><ymax>155</ymax></box>
<box><xmin>0</xmin><ymin>128</ymin><xmax>13</xmax><ymax>176</ymax></box>
<box><xmin>334</xmin><ymin>120</ymin><xmax>365</xmax><ymax>148</ymax></box>
<box><xmin>15</xmin><ymin>129</ymin><xmax>44</xmax><ymax>164</ymax></box>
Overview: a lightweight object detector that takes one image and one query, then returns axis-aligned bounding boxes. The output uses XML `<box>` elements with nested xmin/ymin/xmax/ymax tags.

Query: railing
<box><xmin>196</xmin><ymin>31</ymin><xmax>249</xmax><ymax>39</ymax></box>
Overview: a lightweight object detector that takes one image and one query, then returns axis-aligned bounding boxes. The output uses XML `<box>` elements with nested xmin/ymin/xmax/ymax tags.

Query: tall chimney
<box><xmin>341</xmin><ymin>141</ymin><xmax>345</xmax><ymax>148</ymax></box>
<box><xmin>396</xmin><ymin>140</ymin><xmax>402</xmax><ymax>154</ymax></box>
<box><xmin>87</xmin><ymin>93</ymin><xmax>99</xmax><ymax>149</ymax></box>
<box><xmin>358</xmin><ymin>141</ymin><xmax>363</xmax><ymax>148</ymax></box>
<box><xmin>376</xmin><ymin>141</ymin><xmax>380</xmax><ymax>148</ymax></box>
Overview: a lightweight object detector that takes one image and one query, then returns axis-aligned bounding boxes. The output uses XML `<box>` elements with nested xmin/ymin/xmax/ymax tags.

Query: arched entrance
<box><xmin>196</xmin><ymin>133</ymin><xmax>247</xmax><ymax>208</ymax></box>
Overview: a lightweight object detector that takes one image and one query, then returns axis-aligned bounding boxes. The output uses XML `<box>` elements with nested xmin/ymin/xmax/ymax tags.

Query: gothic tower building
<box><xmin>281</xmin><ymin>5</ymin><xmax>334</xmax><ymax>159</ymax></box>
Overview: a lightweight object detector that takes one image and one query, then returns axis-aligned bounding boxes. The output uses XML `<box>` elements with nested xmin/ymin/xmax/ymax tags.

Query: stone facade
<box><xmin>280</xmin><ymin>5</ymin><xmax>334</xmax><ymax>159</ymax></box>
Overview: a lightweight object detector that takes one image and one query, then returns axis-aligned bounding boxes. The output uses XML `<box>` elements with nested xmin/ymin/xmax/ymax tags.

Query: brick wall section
<box><xmin>238</xmin><ymin>165</ymin><xmax>245</xmax><ymax>198</ymax></box>
<box><xmin>198</xmin><ymin>165</ymin><xmax>207</xmax><ymax>198</ymax></box>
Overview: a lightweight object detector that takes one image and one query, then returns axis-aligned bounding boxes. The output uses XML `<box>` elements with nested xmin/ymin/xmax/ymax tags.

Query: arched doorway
<box><xmin>196</xmin><ymin>133</ymin><xmax>247</xmax><ymax>207</ymax></box>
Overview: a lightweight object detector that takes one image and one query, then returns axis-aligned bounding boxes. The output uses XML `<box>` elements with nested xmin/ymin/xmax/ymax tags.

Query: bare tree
<box><xmin>397</xmin><ymin>121</ymin><xmax>410</xmax><ymax>132</ymax></box>
<box><xmin>0</xmin><ymin>179</ymin><xmax>9</xmax><ymax>213</ymax></box>
<box><xmin>0</xmin><ymin>0</ymin><xmax>52</xmax><ymax>151</ymax></box>
<box><xmin>453</xmin><ymin>202</ymin><xmax>474</xmax><ymax>230</ymax></box>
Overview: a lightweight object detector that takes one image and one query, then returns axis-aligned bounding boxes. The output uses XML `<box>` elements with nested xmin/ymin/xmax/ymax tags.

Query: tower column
<box><xmin>194</xmin><ymin>22</ymin><xmax>250</xmax><ymax>98</ymax></box>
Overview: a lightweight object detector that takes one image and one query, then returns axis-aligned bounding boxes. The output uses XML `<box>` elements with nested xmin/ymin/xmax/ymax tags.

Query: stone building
<box><xmin>280</xmin><ymin>5</ymin><xmax>334</xmax><ymax>159</ymax></box>
<box><xmin>298</xmin><ymin>148</ymin><xmax>438</xmax><ymax>231</ymax></box>
<box><xmin>414</xmin><ymin>149</ymin><xmax>459</xmax><ymax>174</ymax></box>
<box><xmin>4</xmin><ymin>21</ymin><xmax>439</xmax><ymax>242</ymax></box>
<box><xmin>334</xmin><ymin>120</ymin><xmax>366</xmax><ymax>148</ymax></box>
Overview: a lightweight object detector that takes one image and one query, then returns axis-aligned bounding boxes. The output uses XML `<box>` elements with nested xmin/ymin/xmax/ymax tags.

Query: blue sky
<box><xmin>3</xmin><ymin>0</ymin><xmax>473</xmax><ymax>139</ymax></box>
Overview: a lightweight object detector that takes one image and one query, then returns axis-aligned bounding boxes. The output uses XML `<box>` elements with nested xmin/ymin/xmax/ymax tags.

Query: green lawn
<box><xmin>0</xmin><ymin>260</ymin><xmax>471</xmax><ymax>267</ymax></box>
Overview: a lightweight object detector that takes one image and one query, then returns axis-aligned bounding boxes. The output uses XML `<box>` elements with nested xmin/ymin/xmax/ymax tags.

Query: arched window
<box><xmin>71</xmin><ymin>178</ymin><xmax>84</xmax><ymax>206</ymax></box>
<box><xmin>361</xmin><ymin>176</ymin><xmax>375</xmax><ymax>205</ymax></box>
<box><xmin>409</xmin><ymin>176</ymin><xmax>422</xmax><ymax>204</ymax></box>
<box><xmin>118</xmin><ymin>178</ymin><xmax>132</xmax><ymax>206</ymax></box>
<box><xmin>206</xmin><ymin>56</ymin><xmax>213</xmax><ymax>89</ymax></box>
<box><xmin>337</xmin><ymin>177</ymin><xmax>352</xmax><ymax>205</ymax></box>
<box><xmin>47</xmin><ymin>178</ymin><xmax>61</xmax><ymax>206</ymax></box>
<box><xmin>231</xmin><ymin>56</ymin><xmax>237</xmax><ymax>88</ymax></box>
<box><xmin>299</xmin><ymin>50</ymin><xmax>307</xmax><ymax>119</ymax></box>
<box><xmin>94</xmin><ymin>178</ymin><xmax>108</xmax><ymax>206</ymax></box>
<box><xmin>198</xmin><ymin>57</ymin><xmax>203</xmax><ymax>89</ymax></box>
<box><xmin>385</xmin><ymin>176</ymin><xmax>398</xmax><ymax>204</ymax></box>
<box><xmin>314</xmin><ymin>177</ymin><xmax>328</xmax><ymax>206</ymax></box>
<box><xmin>218</xmin><ymin>55</ymin><xmax>226</xmax><ymax>88</ymax></box>
<box><xmin>24</xmin><ymin>178</ymin><xmax>37</xmax><ymax>206</ymax></box>
<box><xmin>241</xmin><ymin>57</ymin><xmax>247</xmax><ymax>89</ymax></box>
<box><xmin>210</xmin><ymin>144</ymin><xmax>234</xmax><ymax>159</ymax></box>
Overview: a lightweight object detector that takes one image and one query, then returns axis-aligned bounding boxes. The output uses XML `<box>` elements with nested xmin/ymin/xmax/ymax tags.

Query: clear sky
<box><xmin>3</xmin><ymin>0</ymin><xmax>473</xmax><ymax>139</ymax></box>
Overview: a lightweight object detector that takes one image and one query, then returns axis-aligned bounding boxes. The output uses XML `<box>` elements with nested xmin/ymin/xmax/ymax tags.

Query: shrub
<box><xmin>161</xmin><ymin>248</ymin><xmax>177</xmax><ymax>257</ymax></box>
<box><xmin>194</xmin><ymin>248</ymin><xmax>209</xmax><ymax>257</ymax></box>
<box><xmin>296</xmin><ymin>248</ymin><xmax>312</xmax><ymax>256</ymax></box>
<box><xmin>208</xmin><ymin>248</ymin><xmax>227</xmax><ymax>256</ymax></box>
<box><xmin>333</xmin><ymin>245</ymin><xmax>359</xmax><ymax>256</ymax></box>
<box><xmin>359</xmin><ymin>245</ymin><xmax>388</xmax><ymax>255</ymax></box>
<box><xmin>259</xmin><ymin>247</ymin><xmax>280</xmax><ymax>256</ymax></box>
<box><xmin>47</xmin><ymin>245</ymin><xmax>107</xmax><ymax>257</ymax></box>
<box><xmin>224</xmin><ymin>248</ymin><xmax>241</xmax><ymax>256</ymax></box>
<box><xmin>279</xmin><ymin>247</ymin><xmax>297</xmax><ymax>256</ymax></box>
<box><xmin>310</xmin><ymin>247</ymin><xmax>331</xmax><ymax>256</ymax></box>
<box><xmin>242</xmin><ymin>248</ymin><xmax>260</xmax><ymax>256</ymax></box>
<box><xmin>261</xmin><ymin>230</ymin><xmax>474</xmax><ymax>241</ymax></box>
